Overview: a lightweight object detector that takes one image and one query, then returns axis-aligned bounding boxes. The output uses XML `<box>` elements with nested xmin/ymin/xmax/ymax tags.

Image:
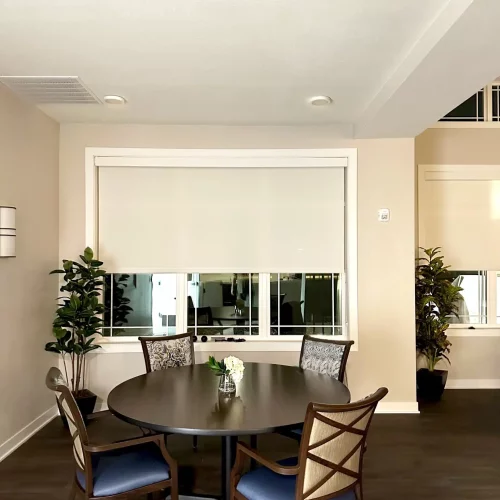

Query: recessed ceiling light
<box><xmin>309</xmin><ymin>95</ymin><xmax>333</xmax><ymax>107</ymax></box>
<box><xmin>103</xmin><ymin>95</ymin><xmax>127</xmax><ymax>105</ymax></box>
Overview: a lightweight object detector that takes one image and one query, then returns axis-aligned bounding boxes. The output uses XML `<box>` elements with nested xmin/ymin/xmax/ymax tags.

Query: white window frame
<box><xmin>432</xmin><ymin>84</ymin><xmax>500</xmax><ymax>129</ymax></box>
<box><xmin>85</xmin><ymin>148</ymin><xmax>358</xmax><ymax>352</ymax></box>
<box><xmin>418</xmin><ymin>164</ymin><xmax>500</xmax><ymax>336</ymax></box>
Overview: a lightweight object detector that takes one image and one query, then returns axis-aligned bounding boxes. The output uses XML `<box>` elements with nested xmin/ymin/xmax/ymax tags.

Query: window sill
<box><xmin>94</xmin><ymin>336</ymin><xmax>356</xmax><ymax>353</ymax></box>
<box><xmin>447</xmin><ymin>326</ymin><xmax>500</xmax><ymax>337</ymax></box>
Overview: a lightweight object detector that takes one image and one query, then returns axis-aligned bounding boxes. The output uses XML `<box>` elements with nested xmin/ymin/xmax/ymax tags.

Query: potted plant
<box><xmin>415</xmin><ymin>247</ymin><xmax>463</xmax><ymax>401</ymax></box>
<box><xmin>45</xmin><ymin>247</ymin><xmax>105</xmax><ymax>420</ymax></box>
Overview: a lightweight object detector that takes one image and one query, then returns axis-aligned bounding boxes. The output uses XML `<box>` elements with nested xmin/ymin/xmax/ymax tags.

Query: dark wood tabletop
<box><xmin>107</xmin><ymin>362</ymin><xmax>351</xmax><ymax>436</ymax></box>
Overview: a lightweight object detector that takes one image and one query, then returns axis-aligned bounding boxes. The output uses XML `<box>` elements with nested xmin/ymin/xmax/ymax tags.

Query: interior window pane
<box><xmin>103</xmin><ymin>273</ymin><xmax>176</xmax><ymax>336</ymax></box>
<box><xmin>477</xmin><ymin>89</ymin><xmax>484</xmax><ymax>120</ymax></box>
<box><xmin>447</xmin><ymin>271</ymin><xmax>486</xmax><ymax>324</ymax></box>
<box><xmin>493</xmin><ymin>86</ymin><xmax>500</xmax><ymax>121</ymax></box>
<box><xmin>270</xmin><ymin>273</ymin><xmax>339</xmax><ymax>335</ymax></box>
<box><xmin>440</xmin><ymin>90</ymin><xmax>484</xmax><ymax>122</ymax></box>
<box><xmin>187</xmin><ymin>273</ymin><xmax>258</xmax><ymax>336</ymax></box>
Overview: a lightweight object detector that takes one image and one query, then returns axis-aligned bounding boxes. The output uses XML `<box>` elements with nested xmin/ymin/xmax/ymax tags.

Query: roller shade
<box><xmin>420</xmin><ymin>174</ymin><xmax>500</xmax><ymax>269</ymax></box>
<box><xmin>98</xmin><ymin>166</ymin><xmax>345</xmax><ymax>272</ymax></box>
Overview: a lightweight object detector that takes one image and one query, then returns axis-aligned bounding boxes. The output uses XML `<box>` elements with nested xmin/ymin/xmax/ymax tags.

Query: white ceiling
<box><xmin>1</xmin><ymin>0</ymin><xmax>500</xmax><ymax>137</ymax></box>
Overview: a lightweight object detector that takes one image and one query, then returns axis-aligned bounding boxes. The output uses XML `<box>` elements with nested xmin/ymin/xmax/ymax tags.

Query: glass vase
<box><xmin>218</xmin><ymin>373</ymin><xmax>236</xmax><ymax>394</ymax></box>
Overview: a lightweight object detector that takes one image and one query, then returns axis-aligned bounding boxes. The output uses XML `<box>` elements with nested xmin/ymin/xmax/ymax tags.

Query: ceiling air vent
<box><xmin>0</xmin><ymin>76</ymin><xmax>100</xmax><ymax>104</ymax></box>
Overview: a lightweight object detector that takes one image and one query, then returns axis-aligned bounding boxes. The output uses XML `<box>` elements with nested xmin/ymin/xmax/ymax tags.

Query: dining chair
<box><xmin>52</xmin><ymin>368</ymin><xmax>146</xmax><ymax>443</ymax></box>
<box><xmin>139</xmin><ymin>332</ymin><xmax>195</xmax><ymax>372</ymax></box>
<box><xmin>277</xmin><ymin>335</ymin><xmax>355</xmax><ymax>442</ymax></box>
<box><xmin>231</xmin><ymin>387</ymin><xmax>388</xmax><ymax>500</ymax></box>
<box><xmin>139</xmin><ymin>332</ymin><xmax>198</xmax><ymax>449</ymax></box>
<box><xmin>299</xmin><ymin>335</ymin><xmax>354</xmax><ymax>384</ymax></box>
<box><xmin>45</xmin><ymin>367</ymin><xmax>178</xmax><ymax>500</ymax></box>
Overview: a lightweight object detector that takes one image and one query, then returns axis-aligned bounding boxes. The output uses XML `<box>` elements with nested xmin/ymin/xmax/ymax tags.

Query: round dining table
<box><xmin>107</xmin><ymin>362</ymin><xmax>351</xmax><ymax>500</ymax></box>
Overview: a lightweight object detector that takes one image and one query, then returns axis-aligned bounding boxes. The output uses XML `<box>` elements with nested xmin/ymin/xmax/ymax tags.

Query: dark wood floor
<box><xmin>1</xmin><ymin>390</ymin><xmax>499</xmax><ymax>500</ymax></box>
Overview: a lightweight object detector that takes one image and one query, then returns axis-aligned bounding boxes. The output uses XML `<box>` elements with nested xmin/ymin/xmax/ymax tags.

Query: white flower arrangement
<box><xmin>224</xmin><ymin>356</ymin><xmax>245</xmax><ymax>383</ymax></box>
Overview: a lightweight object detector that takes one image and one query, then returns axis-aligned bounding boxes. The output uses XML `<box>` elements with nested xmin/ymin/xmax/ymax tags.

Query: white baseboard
<box><xmin>375</xmin><ymin>402</ymin><xmax>419</xmax><ymax>414</ymax></box>
<box><xmin>0</xmin><ymin>405</ymin><xmax>58</xmax><ymax>463</ymax></box>
<box><xmin>446</xmin><ymin>379</ymin><xmax>500</xmax><ymax>389</ymax></box>
<box><xmin>95</xmin><ymin>401</ymin><xmax>108</xmax><ymax>412</ymax></box>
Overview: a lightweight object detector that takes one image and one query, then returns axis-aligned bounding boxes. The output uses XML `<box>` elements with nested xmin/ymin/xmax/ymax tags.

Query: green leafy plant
<box><xmin>45</xmin><ymin>247</ymin><xmax>105</xmax><ymax>395</ymax></box>
<box><xmin>415</xmin><ymin>247</ymin><xmax>463</xmax><ymax>371</ymax></box>
<box><xmin>207</xmin><ymin>356</ymin><xmax>229</xmax><ymax>376</ymax></box>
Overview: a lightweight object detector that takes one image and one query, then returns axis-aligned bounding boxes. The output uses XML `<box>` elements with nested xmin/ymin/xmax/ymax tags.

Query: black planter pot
<box><xmin>417</xmin><ymin>368</ymin><xmax>448</xmax><ymax>402</ymax></box>
<box><xmin>57</xmin><ymin>389</ymin><xmax>97</xmax><ymax>427</ymax></box>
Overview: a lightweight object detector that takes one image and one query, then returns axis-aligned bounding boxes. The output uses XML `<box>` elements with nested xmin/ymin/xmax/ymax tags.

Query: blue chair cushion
<box><xmin>237</xmin><ymin>457</ymin><xmax>356</xmax><ymax>500</ymax></box>
<box><xmin>77</xmin><ymin>442</ymin><xmax>170</xmax><ymax>497</ymax></box>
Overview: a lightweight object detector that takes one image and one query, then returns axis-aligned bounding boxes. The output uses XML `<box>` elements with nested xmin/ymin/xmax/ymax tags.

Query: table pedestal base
<box><xmin>221</xmin><ymin>436</ymin><xmax>237</xmax><ymax>500</ymax></box>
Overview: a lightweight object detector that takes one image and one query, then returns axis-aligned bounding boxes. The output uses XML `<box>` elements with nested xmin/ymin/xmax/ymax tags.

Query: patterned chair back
<box><xmin>45</xmin><ymin>367</ymin><xmax>89</xmax><ymax>473</ymax></box>
<box><xmin>299</xmin><ymin>335</ymin><xmax>354</xmax><ymax>383</ymax></box>
<box><xmin>296</xmin><ymin>388</ymin><xmax>388</xmax><ymax>500</ymax></box>
<box><xmin>139</xmin><ymin>332</ymin><xmax>195</xmax><ymax>372</ymax></box>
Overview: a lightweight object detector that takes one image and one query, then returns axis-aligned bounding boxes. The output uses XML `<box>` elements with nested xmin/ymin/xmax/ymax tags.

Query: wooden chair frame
<box><xmin>299</xmin><ymin>335</ymin><xmax>355</xmax><ymax>384</ymax></box>
<box><xmin>46</xmin><ymin>368</ymin><xmax>178</xmax><ymax>500</ymax></box>
<box><xmin>139</xmin><ymin>332</ymin><xmax>195</xmax><ymax>373</ymax></box>
<box><xmin>231</xmin><ymin>388</ymin><xmax>388</xmax><ymax>500</ymax></box>
<box><xmin>138</xmin><ymin>332</ymin><xmax>198</xmax><ymax>449</ymax></box>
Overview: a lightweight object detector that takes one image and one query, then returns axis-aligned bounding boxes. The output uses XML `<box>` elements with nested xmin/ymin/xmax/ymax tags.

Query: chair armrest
<box><xmin>84</xmin><ymin>434</ymin><xmax>163</xmax><ymax>453</ymax></box>
<box><xmin>235</xmin><ymin>442</ymin><xmax>299</xmax><ymax>476</ymax></box>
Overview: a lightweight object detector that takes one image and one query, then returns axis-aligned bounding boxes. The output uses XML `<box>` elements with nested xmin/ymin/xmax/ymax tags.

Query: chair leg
<box><xmin>355</xmin><ymin>482</ymin><xmax>363</xmax><ymax>500</ymax></box>
<box><xmin>250</xmin><ymin>435</ymin><xmax>257</xmax><ymax>470</ymax></box>
<box><xmin>170</xmin><ymin>472</ymin><xmax>179</xmax><ymax>500</ymax></box>
<box><xmin>192</xmin><ymin>435</ymin><xmax>198</xmax><ymax>450</ymax></box>
<box><xmin>68</xmin><ymin>481</ymin><xmax>77</xmax><ymax>500</ymax></box>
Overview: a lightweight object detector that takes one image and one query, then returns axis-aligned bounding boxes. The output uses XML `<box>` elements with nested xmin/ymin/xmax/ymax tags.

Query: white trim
<box><xmin>421</xmin><ymin>164</ymin><xmax>500</xmax><ymax>181</ymax></box>
<box><xmin>96</xmin><ymin>338</ymin><xmax>306</xmax><ymax>353</ymax></box>
<box><xmin>431</xmin><ymin>122</ymin><xmax>500</xmax><ymax>129</ymax></box>
<box><xmin>95</xmin><ymin>156</ymin><xmax>347</xmax><ymax>168</ymax></box>
<box><xmin>446</xmin><ymin>379</ymin><xmax>500</xmax><ymax>389</ymax></box>
<box><xmin>85</xmin><ymin>147</ymin><xmax>359</xmax><ymax>344</ymax></box>
<box><xmin>0</xmin><ymin>405</ymin><xmax>58</xmax><ymax>463</ymax></box>
<box><xmin>447</xmin><ymin>326</ymin><xmax>500</xmax><ymax>336</ymax></box>
<box><xmin>345</xmin><ymin>149</ymin><xmax>358</xmax><ymax>348</ymax></box>
<box><xmin>90</xmin><ymin>147</ymin><xmax>355</xmax><ymax>161</ymax></box>
<box><xmin>375</xmin><ymin>402</ymin><xmax>419</xmax><ymax>414</ymax></box>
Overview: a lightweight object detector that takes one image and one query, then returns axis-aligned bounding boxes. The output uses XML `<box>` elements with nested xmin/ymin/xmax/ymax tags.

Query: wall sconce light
<box><xmin>0</xmin><ymin>206</ymin><xmax>16</xmax><ymax>258</ymax></box>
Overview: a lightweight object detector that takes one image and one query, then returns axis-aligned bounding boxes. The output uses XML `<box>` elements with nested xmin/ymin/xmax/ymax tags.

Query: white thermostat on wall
<box><xmin>378</xmin><ymin>208</ymin><xmax>390</xmax><ymax>222</ymax></box>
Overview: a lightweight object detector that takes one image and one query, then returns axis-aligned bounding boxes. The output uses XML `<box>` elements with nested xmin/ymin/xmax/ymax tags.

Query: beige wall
<box><xmin>0</xmin><ymin>86</ymin><xmax>59</xmax><ymax>450</ymax></box>
<box><xmin>416</xmin><ymin>127</ymin><xmax>500</xmax><ymax>382</ymax></box>
<box><xmin>60</xmin><ymin>124</ymin><xmax>416</xmax><ymax>405</ymax></box>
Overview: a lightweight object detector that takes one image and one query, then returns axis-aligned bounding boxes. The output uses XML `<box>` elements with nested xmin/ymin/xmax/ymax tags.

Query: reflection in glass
<box><xmin>102</xmin><ymin>273</ymin><xmax>176</xmax><ymax>336</ymax></box>
<box><xmin>270</xmin><ymin>273</ymin><xmax>341</xmax><ymax>335</ymax></box>
<box><xmin>447</xmin><ymin>271</ymin><xmax>486</xmax><ymax>324</ymax></box>
<box><xmin>187</xmin><ymin>273</ymin><xmax>259</xmax><ymax>335</ymax></box>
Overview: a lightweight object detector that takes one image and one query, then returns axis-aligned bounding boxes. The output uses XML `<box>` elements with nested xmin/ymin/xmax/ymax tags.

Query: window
<box><xmin>270</xmin><ymin>273</ymin><xmax>343</xmax><ymax>336</ymax></box>
<box><xmin>187</xmin><ymin>273</ymin><xmax>259</xmax><ymax>337</ymax></box>
<box><xmin>447</xmin><ymin>271</ymin><xmax>487</xmax><ymax>324</ymax></box>
<box><xmin>440</xmin><ymin>89</ymin><xmax>485</xmax><ymax>122</ymax></box>
<box><xmin>102</xmin><ymin>273</ymin><xmax>177</xmax><ymax>336</ymax></box>
<box><xmin>88</xmin><ymin>148</ymin><xmax>358</xmax><ymax>342</ymax></box>
<box><xmin>419</xmin><ymin>165</ymin><xmax>500</xmax><ymax>330</ymax></box>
